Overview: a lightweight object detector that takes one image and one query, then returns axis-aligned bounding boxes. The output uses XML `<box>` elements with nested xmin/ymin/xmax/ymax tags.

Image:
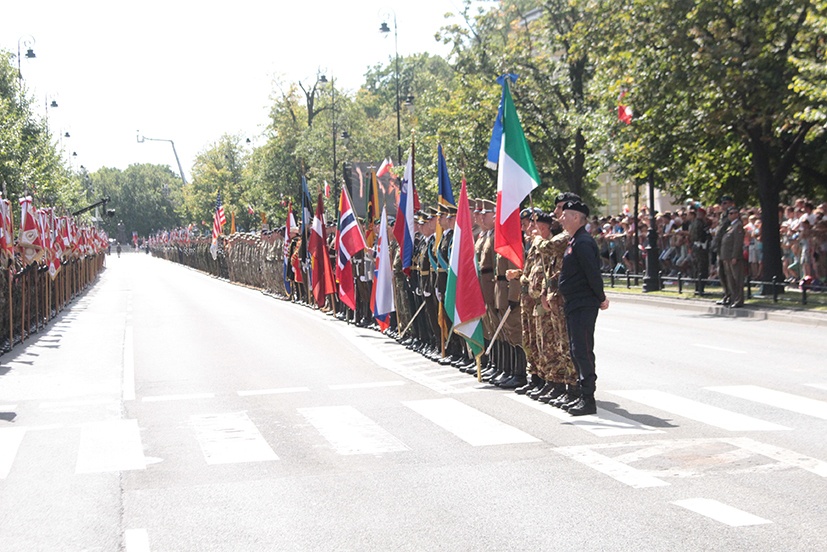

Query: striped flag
<box><xmin>376</xmin><ymin>157</ymin><xmax>393</xmax><ymax>177</ymax></box>
<box><xmin>365</xmin><ymin>169</ymin><xmax>380</xmax><ymax>248</ymax></box>
<box><xmin>494</xmin><ymin>80</ymin><xmax>539</xmax><ymax>269</ymax></box>
<box><xmin>210</xmin><ymin>190</ymin><xmax>226</xmax><ymax>260</ymax></box>
<box><xmin>393</xmin><ymin>148</ymin><xmax>415</xmax><ymax>276</ymax></box>
<box><xmin>309</xmin><ymin>192</ymin><xmax>335</xmax><ymax>307</ymax></box>
<box><xmin>336</xmin><ymin>186</ymin><xmax>367</xmax><ymax>310</ymax></box>
<box><xmin>370</xmin><ymin>207</ymin><xmax>394</xmax><ymax>331</ymax></box>
<box><xmin>444</xmin><ymin>178</ymin><xmax>486</xmax><ymax>357</ymax></box>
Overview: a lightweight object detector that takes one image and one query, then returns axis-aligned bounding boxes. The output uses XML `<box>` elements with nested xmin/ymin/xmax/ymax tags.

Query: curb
<box><xmin>606</xmin><ymin>292</ymin><xmax>827</xmax><ymax>327</ymax></box>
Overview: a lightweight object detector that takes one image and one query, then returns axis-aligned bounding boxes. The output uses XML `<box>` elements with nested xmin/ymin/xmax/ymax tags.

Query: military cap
<box><xmin>534</xmin><ymin>211</ymin><xmax>554</xmax><ymax>224</ymax></box>
<box><xmin>479</xmin><ymin>199</ymin><xmax>495</xmax><ymax>214</ymax></box>
<box><xmin>520</xmin><ymin>208</ymin><xmax>533</xmax><ymax>220</ymax></box>
<box><xmin>473</xmin><ymin>198</ymin><xmax>484</xmax><ymax>213</ymax></box>
<box><xmin>555</xmin><ymin>191</ymin><xmax>581</xmax><ymax>205</ymax></box>
<box><xmin>387</xmin><ymin>216</ymin><xmax>396</xmax><ymax>225</ymax></box>
<box><xmin>563</xmin><ymin>200</ymin><xmax>590</xmax><ymax>217</ymax></box>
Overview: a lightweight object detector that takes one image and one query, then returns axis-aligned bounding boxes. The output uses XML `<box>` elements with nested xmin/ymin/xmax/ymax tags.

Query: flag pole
<box><xmin>484</xmin><ymin>304</ymin><xmax>512</xmax><ymax>356</ymax></box>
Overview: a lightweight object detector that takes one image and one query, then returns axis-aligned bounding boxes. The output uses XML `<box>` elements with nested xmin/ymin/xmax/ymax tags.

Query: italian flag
<box><xmin>444</xmin><ymin>178</ymin><xmax>486</xmax><ymax>357</ymax></box>
<box><xmin>494</xmin><ymin>81</ymin><xmax>540</xmax><ymax>269</ymax></box>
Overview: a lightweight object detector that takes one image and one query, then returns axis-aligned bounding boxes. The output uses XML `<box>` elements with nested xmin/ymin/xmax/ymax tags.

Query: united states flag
<box><xmin>212</xmin><ymin>191</ymin><xmax>226</xmax><ymax>241</ymax></box>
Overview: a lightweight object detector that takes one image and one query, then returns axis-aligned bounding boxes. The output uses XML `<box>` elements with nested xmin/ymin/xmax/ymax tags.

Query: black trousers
<box><xmin>566</xmin><ymin>307</ymin><xmax>599</xmax><ymax>396</ymax></box>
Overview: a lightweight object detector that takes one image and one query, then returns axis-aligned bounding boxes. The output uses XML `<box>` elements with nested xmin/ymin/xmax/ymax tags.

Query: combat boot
<box><xmin>561</xmin><ymin>386</ymin><xmax>583</xmax><ymax>411</ymax></box>
<box><xmin>491</xmin><ymin>344</ymin><xmax>512</xmax><ymax>386</ymax></box>
<box><xmin>551</xmin><ymin>384</ymin><xmax>578</xmax><ymax>408</ymax></box>
<box><xmin>517</xmin><ymin>374</ymin><xmax>544</xmax><ymax>395</ymax></box>
<box><xmin>538</xmin><ymin>382</ymin><xmax>567</xmax><ymax>404</ymax></box>
<box><xmin>529</xmin><ymin>381</ymin><xmax>554</xmax><ymax>400</ymax></box>
<box><xmin>499</xmin><ymin>346</ymin><xmax>527</xmax><ymax>389</ymax></box>
<box><xmin>567</xmin><ymin>395</ymin><xmax>597</xmax><ymax>416</ymax></box>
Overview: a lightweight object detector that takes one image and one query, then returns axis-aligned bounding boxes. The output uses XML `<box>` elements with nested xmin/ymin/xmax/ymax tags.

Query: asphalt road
<box><xmin>1</xmin><ymin>252</ymin><xmax>825</xmax><ymax>551</ymax></box>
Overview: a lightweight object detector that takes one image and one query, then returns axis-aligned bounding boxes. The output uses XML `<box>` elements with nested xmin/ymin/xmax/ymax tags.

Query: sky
<box><xmin>2</xmin><ymin>0</ymin><xmax>472</xmax><ymax>182</ymax></box>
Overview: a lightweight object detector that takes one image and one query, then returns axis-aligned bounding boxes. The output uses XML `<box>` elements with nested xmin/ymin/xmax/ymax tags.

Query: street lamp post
<box><xmin>379</xmin><ymin>11</ymin><xmax>402</xmax><ymax>165</ymax></box>
<box><xmin>17</xmin><ymin>36</ymin><xmax>36</xmax><ymax>81</ymax></box>
<box><xmin>136</xmin><ymin>131</ymin><xmax>187</xmax><ymax>187</ymax></box>
<box><xmin>319</xmin><ymin>75</ymin><xmax>338</xmax><ymax>201</ymax></box>
<box><xmin>642</xmin><ymin>170</ymin><xmax>661</xmax><ymax>292</ymax></box>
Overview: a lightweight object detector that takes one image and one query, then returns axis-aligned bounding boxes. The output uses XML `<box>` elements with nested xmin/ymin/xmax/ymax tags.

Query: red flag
<box><xmin>324</xmin><ymin>181</ymin><xmax>331</xmax><ymax>198</ymax></box>
<box><xmin>376</xmin><ymin>157</ymin><xmax>393</xmax><ymax>177</ymax></box>
<box><xmin>335</xmin><ymin>186</ymin><xmax>367</xmax><ymax>310</ymax></box>
<box><xmin>618</xmin><ymin>90</ymin><xmax>633</xmax><ymax>124</ymax></box>
<box><xmin>309</xmin><ymin>193</ymin><xmax>335</xmax><ymax>307</ymax></box>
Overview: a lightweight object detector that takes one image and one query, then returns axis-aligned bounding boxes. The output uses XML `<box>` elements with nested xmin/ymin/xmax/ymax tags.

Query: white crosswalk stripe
<box><xmin>608</xmin><ymin>390</ymin><xmax>790</xmax><ymax>431</ymax></box>
<box><xmin>299</xmin><ymin>405</ymin><xmax>410</xmax><ymax>455</ymax></box>
<box><xmin>191</xmin><ymin>411</ymin><xmax>279</xmax><ymax>465</ymax></box>
<box><xmin>708</xmin><ymin>385</ymin><xmax>827</xmax><ymax>420</ymax></box>
<box><xmin>672</xmin><ymin>498</ymin><xmax>771</xmax><ymax>526</ymax></box>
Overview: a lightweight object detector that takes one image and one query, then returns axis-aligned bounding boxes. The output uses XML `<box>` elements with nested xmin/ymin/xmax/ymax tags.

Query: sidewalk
<box><xmin>607</xmin><ymin>290</ymin><xmax>827</xmax><ymax>327</ymax></box>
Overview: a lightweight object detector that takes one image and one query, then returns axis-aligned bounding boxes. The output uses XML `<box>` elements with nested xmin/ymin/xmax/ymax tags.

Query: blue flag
<box><xmin>437</xmin><ymin>144</ymin><xmax>455</xmax><ymax>207</ymax></box>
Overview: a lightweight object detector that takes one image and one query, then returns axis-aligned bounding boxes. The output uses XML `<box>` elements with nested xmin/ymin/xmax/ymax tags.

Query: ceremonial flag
<box><xmin>336</xmin><ymin>186</ymin><xmax>367</xmax><ymax>310</ymax></box>
<box><xmin>324</xmin><ymin>180</ymin><xmax>331</xmax><ymax>198</ymax></box>
<box><xmin>0</xmin><ymin>198</ymin><xmax>13</xmax><ymax>267</ymax></box>
<box><xmin>437</xmin><ymin>144</ymin><xmax>455</xmax><ymax>207</ymax></box>
<box><xmin>19</xmin><ymin>196</ymin><xmax>43</xmax><ymax>265</ymax></box>
<box><xmin>210</xmin><ymin>190</ymin><xmax>226</xmax><ymax>260</ymax></box>
<box><xmin>247</xmin><ymin>204</ymin><xmax>255</xmax><ymax>215</ymax></box>
<box><xmin>393</xmin><ymin>149</ymin><xmax>415</xmax><ymax>276</ymax></box>
<box><xmin>444</xmin><ymin>178</ymin><xmax>486</xmax><ymax>357</ymax></box>
<box><xmin>370</xmin><ymin>207</ymin><xmax>394</xmax><ymax>330</ymax></box>
<box><xmin>618</xmin><ymin>90</ymin><xmax>633</xmax><ymax>125</ymax></box>
<box><xmin>485</xmin><ymin>73</ymin><xmax>519</xmax><ymax>170</ymax></box>
<box><xmin>494</xmin><ymin>80</ymin><xmax>539</xmax><ymax>269</ymax></box>
<box><xmin>300</xmin><ymin>175</ymin><xmax>313</xmax><ymax>230</ymax></box>
<box><xmin>365</xmin><ymin>169</ymin><xmax>380</xmax><ymax>248</ymax></box>
<box><xmin>283</xmin><ymin>203</ymin><xmax>296</xmax><ymax>294</ymax></box>
<box><xmin>376</xmin><ymin>157</ymin><xmax>393</xmax><ymax>177</ymax></box>
<box><xmin>309</xmin><ymin>192</ymin><xmax>335</xmax><ymax>307</ymax></box>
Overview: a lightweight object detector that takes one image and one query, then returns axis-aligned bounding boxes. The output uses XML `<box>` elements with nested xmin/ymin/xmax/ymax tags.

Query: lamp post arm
<box><xmin>139</xmin><ymin>135</ymin><xmax>187</xmax><ymax>186</ymax></box>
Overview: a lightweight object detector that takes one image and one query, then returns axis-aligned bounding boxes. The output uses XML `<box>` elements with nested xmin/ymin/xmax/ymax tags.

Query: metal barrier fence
<box><xmin>0</xmin><ymin>255</ymin><xmax>106</xmax><ymax>354</ymax></box>
<box><xmin>603</xmin><ymin>270</ymin><xmax>824</xmax><ymax>305</ymax></box>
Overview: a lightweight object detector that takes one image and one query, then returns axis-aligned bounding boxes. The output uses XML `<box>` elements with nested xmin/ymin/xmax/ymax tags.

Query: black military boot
<box><xmin>561</xmin><ymin>386</ymin><xmax>583</xmax><ymax>411</ymax></box>
<box><xmin>482</xmin><ymin>342</ymin><xmax>501</xmax><ymax>382</ymax></box>
<box><xmin>500</xmin><ymin>346</ymin><xmax>527</xmax><ymax>390</ymax></box>
<box><xmin>516</xmin><ymin>374</ymin><xmax>544</xmax><ymax>395</ymax></box>
<box><xmin>551</xmin><ymin>384</ymin><xmax>578</xmax><ymax>408</ymax></box>
<box><xmin>568</xmin><ymin>394</ymin><xmax>597</xmax><ymax>416</ymax></box>
<box><xmin>538</xmin><ymin>382</ymin><xmax>567</xmax><ymax>403</ymax></box>
<box><xmin>529</xmin><ymin>381</ymin><xmax>553</xmax><ymax>400</ymax></box>
<box><xmin>492</xmin><ymin>344</ymin><xmax>512</xmax><ymax>386</ymax></box>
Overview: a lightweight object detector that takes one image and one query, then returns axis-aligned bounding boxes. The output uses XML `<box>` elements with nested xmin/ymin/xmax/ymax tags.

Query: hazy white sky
<box><xmin>3</xmin><ymin>0</ymin><xmax>471</xmax><ymax>181</ymax></box>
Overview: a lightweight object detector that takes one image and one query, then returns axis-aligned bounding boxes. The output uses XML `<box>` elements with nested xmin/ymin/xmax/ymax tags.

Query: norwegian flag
<box><xmin>335</xmin><ymin>185</ymin><xmax>367</xmax><ymax>310</ymax></box>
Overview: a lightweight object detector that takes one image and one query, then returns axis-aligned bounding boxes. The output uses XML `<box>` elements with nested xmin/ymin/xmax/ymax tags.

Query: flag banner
<box><xmin>210</xmin><ymin>190</ymin><xmax>226</xmax><ymax>260</ymax></box>
<box><xmin>19</xmin><ymin>196</ymin><xmax>43</xmax><ymax>265</ymax></box>
<box><xmin>283</xmin><ymin>203</ymin><xmax>296</xmax><ymax>294</ymax></box>
<box><xmin>494</xmin><ymin>79</ymin><xmax>540</xmax><ymax>269</ymax></box>
<box><xmin>393</xmin><ymin>149</ymin><xmax>416</xmax><ymax>276</ymax></box>
<box><xmin>376</xmin><ymin>157</ymin><xmax>394</xmax><ymax>177</ymax></box>
<box><xmin>370</xmin><ymin>207</ymin><xmax>394</xmax><ymax>330</ymax></box>
<box><xmin>365</xmin><ymin>169</ymin><xmax>380</xmax><ymax>248</ymax></box>
<box><xmin>310</xmin><ymin>192</ymin><xmax>336</xmax><ymax>307</ymax></box>
<box><xmin>444</xmin><ymin>178</ymin><xmax>486</xmax><ymax>357</ymax></box>
<box><xmin>437</xmin><ymin>144</ymin><xmax>455</xmax><ymax>207</ymax></box>
<box><xmin>324</xmin><ymin>180</ymin><xmax>331</xmax><ymax>198</ymax></box>
<box><xmin>618</xmin><ymin>90</ymin><xmax>633</xmax><ymax>124</ymax></box>
<box><xmin>485</xmin><ymin>73</ymin><xmax>519</xmax><ymax>170</ymax></box>
<box><xmin>336</xmin><ymin>186</ymin><xmax>367</xmax><ymax>310</ymax></box>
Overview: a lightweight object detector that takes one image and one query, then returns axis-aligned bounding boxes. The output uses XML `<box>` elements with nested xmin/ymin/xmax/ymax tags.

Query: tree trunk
<box><xmin>748</xmin><ymin>131</ymin><xmax>785</xmax><ymax>295</ymax></box>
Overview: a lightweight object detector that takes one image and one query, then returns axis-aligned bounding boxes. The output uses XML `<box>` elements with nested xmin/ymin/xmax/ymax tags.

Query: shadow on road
<box><xmin>597</xmin><ymin>400</ymin><xmax>678</xmax><ymax>428</ymax></box>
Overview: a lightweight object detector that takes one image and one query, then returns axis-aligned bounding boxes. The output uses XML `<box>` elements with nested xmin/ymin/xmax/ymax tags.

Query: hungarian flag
<box><xmin>618</xmin><ymin>90</ymin><xmax>633</xmax><ymax>125</ymax></box>
<box><xmin>494</xmin><ymin>80</ymin><xmax>539</xmax><ymax>269</ymax></box>
<box><xmin>309</xmin><ymin>193</ymin><xmax>335</xmax><ymax>307</ymax></box>
<box><xmin>393</xmin><ymin>148</ymin><xmax>415</xmax><ymax>276</ymax></box>
<box><xmin>444</xmin><ymin>178</ymin><xmax>486</xmax><ymax>357</ymax></box>
<box><xmin>336</xmin><ymin>186</ymin><xmax>367</xmax><ymax>310</ymax></box>
<box><xmin>370</xmin><ymin>207</ymin><xmax>394</xmax><ymax>331</ymax></box>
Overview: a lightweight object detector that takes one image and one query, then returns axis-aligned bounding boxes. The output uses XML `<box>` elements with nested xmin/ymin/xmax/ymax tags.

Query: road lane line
<box><xmin>142</xmin><ymin>393</ymin><xmax>215</xmax><ymax>402</ymax></box>
<box><xmin>237</xmin><ymin>387</ymin><xmax>310</xmax><ymax>396</ymax></box>
<box><xmin>124</xmin><ymin>528</ymin><xmax>151</xmax><ymax>552</ymax></box>
<box><xmin>672</xmin><ymin>498</ymin><xmax>771</xmax><ymax>526</ymax></box>
<box><xmin>0</xmin><ymin>428</ymin><xmax>26</xmax><ymax>478</ymax></box>
<box><xmin>724</xmin><ymin>437</ymin><xmax>827</xmax><ymax>477</ymax></box>
<box><xmin>123</xmin><ymin>326</ymin><xmax>135</xmax><ymax>401</ymax></box>
<box><xmin>75</xmin><ymin>419</ymin><xmax>146</xmax><ymax>474</ymax></box>
<box><xmin>708</xmin><ymin>385</ymin><xmax>827</xmax><ymax>420</ymax></box>
<box><xmin>40</xmin><ymin>398</ymin><xmax>118</xmax><ymax>409</ymax></box>
<box><xmin>328</xmin><ymin>381</ymin><xmax>405</xmax><ymax>390</ymax></box>
<box><xmin>299</xmin><ymin>406</ymin><xmax>409</xmax><ymax>455</ymax></box>
<box><xmin>608</xmin><ymin>390</ymin><xmax>789</xmax><ymax>431</ymax></box>
<box><xmin>506</xmin><ymin>394</ymin><xmax>664</xmax><ymax>437</ymax></box>
<box><xmin>191</xmin><ymin>412</ymin><xmax>278</xmax><ymax>465</ymax></box>
<box><xmin>554</xmin><ymin>445</ymin><xmax>669</xmax><ymax>488</ymax></box>
<box><xmin>692</xmin><ymin>343</ymin><xmax>746</xmax><ymax>354</ymax></box>
<box><xmin>403</xmin><ymin>398</ymin><xmax>540</xmax><ymax>446</ymax></box>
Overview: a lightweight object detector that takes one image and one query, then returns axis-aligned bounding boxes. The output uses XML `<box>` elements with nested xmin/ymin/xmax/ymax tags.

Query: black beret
<box><xmin>563</xmin><ymin>200</ymin><xmax>590</xmax><ymax>217</ymax></box>
<box><xmin>555</xmin><ymin>191</ymin><xmax>581</xmax><ymax>204</ymax></box>
<box><xmin>535</xmin><ymin>212</ymin><xmax>554</xmax><ymax>224</ymax></box>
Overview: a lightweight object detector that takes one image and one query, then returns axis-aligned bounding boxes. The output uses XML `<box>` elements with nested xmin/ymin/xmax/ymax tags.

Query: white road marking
<box><xmin>328</xmin><ymin>381</ymin><xmax>405</xmax><ymax>390</ymax></box>
<box><xmin>609</xmin><ymin>390</ymin><xmax>789</xmax><ymax>431</ymax></box>
<box><xmin>0</xmin><ymin>428</ymin><xmax>26</xmax><ymax>478</ymax></box>
<box><xmin>554</xmin><ymin>445</ymin><xmax>670</xmax><ymax>488</ymax></box>
<box><xmin>40</xmin><ymin>398</ymin><xmax>118</xmax><ymax>409</ymax></box>
<box><xmin>299</xmin><ymin>405</ymin><xmax>409</xmax><ymax>455</ymax></box>
<box><xmin>724</xmin><ymin>437</ymin><xmax>827</xmax><ymax>477</ymax></box>
<box><xmin>123</xmin><ymin>325</ymin><xmax>135</xmax><ymax>401</ymax></box>
<box><xmin>124</xmin><ymin>528</ymin><xmax>151</xmax><ymax>552</ymax></box>
<box><xmin>403</xmin><ymin>398</ymin><xmax>540</xmax><ymax>446</ymax></box>
<box><xmin>507</xmin><ymin>394</ymin><xmax>664</xmax><ymax>437</ymax></box>
<box><xmin>75</xmin><ymin>419</ymin><xmax>146</xmax><ymax>474</ymax></box>
<box><xmin>142</xmin><ymin>393</ymin><xmax>215</xmax><ymax>402</ymax></box>
<box><xmin>805</xmin><ymin>383</ymin><xmax>827</xmax><ymax>391</ymax></box>
<box><xmin>692</xmin><ymin>343</ymin><xmax>746</xmax><ymax>354</ymax></box>
<box><xmin>708</xmin><ymin>385</ymin><xmax>827</xmax><ymax>420</ymax></box>
<box><xmin>672</xmin><ymin>498</ymin><xmax>771</xmax><ymax>527</ymax></box>
<box><xmin>191</xmin><ymin>411</ymin><xmax>278</xmax><ymax>465</ymax></box>
<box><xmin>237</xmin><ymin>387</ymin><xmax>309</xmax><ymax>396</ymax></box>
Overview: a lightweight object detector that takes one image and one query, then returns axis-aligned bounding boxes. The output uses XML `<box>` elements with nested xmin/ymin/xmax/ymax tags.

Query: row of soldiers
<box><xmin>280</xmin><ymin>191</ymin><xmax>589</xmax><ymax>411</ymax></box>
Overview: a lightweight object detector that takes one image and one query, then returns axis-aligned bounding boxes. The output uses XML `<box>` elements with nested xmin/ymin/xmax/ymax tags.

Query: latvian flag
<box><xmin>335</xmin><ymin>186</ymin><xmax>367</xmax><ymax>310</ymax></box>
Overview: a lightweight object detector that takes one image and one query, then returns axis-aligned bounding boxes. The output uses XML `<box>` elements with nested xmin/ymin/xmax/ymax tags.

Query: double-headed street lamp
<box><xmin>17</xmin><ymin>36</ymin><xmax>36</xmax><ymax>81</ymax></box>
<box><xmin>136</xmin><ymin>131</ymin><xmax>187</xmax><ymax>188</ymax></box>
<box><xmin>379</xmin><ymin>11</ymin><xmax>402</xmax><ymax>165</ymax></box>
